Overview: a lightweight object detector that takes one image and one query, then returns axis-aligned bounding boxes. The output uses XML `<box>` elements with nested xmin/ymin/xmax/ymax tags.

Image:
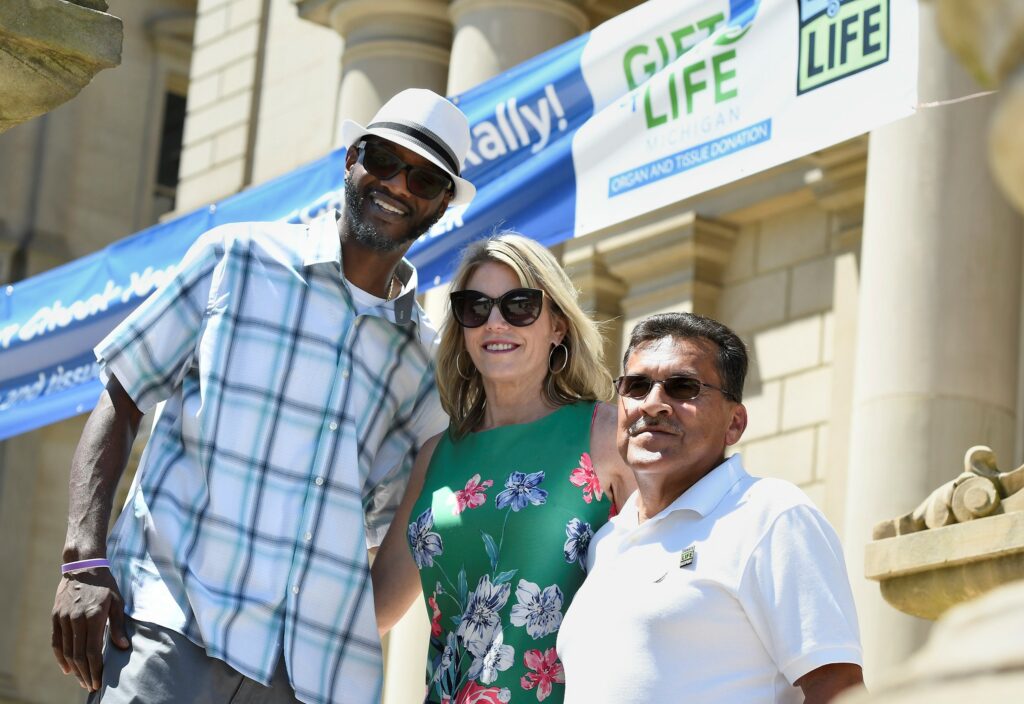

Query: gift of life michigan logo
<box><xmin>797</xmin><ymin>0</ymin><xmax>889</xmax><ymax>95</ymax></box>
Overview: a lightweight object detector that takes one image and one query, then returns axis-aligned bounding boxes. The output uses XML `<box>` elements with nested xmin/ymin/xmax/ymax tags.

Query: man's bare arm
<box><xmin>51</xmin><ymin>375</ymin><xmax>142</xmax><ymax>692</ymax></box>
<box><xmin>796</xmin><ymin>663</ymin><xmax>865</xmax><ymax>703</ymax></box>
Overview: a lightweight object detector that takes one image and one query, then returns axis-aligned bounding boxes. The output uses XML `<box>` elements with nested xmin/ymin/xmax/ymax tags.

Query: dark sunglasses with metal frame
<box><xmin>449</xmin><ymin>288</ymin><xmax>544</xmax><ymax>328</ymax></box>
<box><xmin>355</xmin><ymin>140</ymin><xmax>454</xmax><ymax>200</ymax></box>
<box><xmin>615</xmin><ymin>374</ymin><xmax>739</xmax><ymax>403</ymax></box>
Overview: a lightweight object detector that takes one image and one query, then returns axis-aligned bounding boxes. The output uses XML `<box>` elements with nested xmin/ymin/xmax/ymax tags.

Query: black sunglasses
<box><xmin>356</xmin><ymin>141</ymin><xmax>454</xmax><ymax>200</ymax></box>
<box><xmin>615</xmin><ymin>374</ymin><xmax>737</xmax><ymax>402</ymax></box>
<box><xmin>450</xmin><ymin>288</ymin><xmax>544</xmax><ymax>328</ymax></box>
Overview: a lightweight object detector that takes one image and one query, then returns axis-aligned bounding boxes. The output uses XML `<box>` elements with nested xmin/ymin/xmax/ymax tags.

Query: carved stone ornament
<box><xmin>0</xmin><ymin>0</ymin><xmax>123</xmax><ymax>133</ymax></box>
<box><xmin>865</xmin><ymin>446</ymin><xmax>1024</xmax><ymax>621</ymax></box>
<box><xmin>873</xmin><ymin>446</ymin><xmax>1024</xmax><ymax>540</ymax></box>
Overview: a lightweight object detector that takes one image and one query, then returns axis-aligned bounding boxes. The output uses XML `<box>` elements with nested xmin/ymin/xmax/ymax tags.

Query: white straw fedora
<box><xmin>340</xmin><ymin>89</ymin><xmax>476</xmax><ymax>206</ymax></box>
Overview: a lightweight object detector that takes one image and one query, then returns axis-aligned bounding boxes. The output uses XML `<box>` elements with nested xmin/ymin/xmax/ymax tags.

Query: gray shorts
<box><xmin>87</xmin><ymin>617</ymin><xmax>300</xmax><ymax>704</ymax></box>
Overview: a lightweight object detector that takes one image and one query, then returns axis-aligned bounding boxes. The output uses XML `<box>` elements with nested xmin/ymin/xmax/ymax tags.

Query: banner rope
<box><xmin>918</xmin><ymin>90</ymin><xmax>998</xmax><ymax>109</ymax></box>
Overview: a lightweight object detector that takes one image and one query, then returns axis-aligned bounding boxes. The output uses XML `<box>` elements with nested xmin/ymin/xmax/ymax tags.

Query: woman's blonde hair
<box><xmin>437</xmin><ymin>233</ymin><xmax>613</xmax><ymax>439</ymax></box>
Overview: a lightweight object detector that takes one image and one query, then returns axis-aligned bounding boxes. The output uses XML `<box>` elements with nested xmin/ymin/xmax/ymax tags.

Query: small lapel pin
<box><xmin>678</xmin><ymin>546</ymin><xmax>696</xmax><ymax>568</ymax></box>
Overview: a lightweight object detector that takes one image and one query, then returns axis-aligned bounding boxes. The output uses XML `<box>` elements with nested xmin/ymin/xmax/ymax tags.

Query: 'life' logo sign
<box><xmin>796</xmin><ymin>0</ymin><xmax>889</xmax><ymax>95</ymax></box>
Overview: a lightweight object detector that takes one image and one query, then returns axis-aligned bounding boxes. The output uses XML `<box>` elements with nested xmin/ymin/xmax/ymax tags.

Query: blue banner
<box><xmin>0</xmin><ymin>0</ymin><xmax>918</xmax><ymax>441</ymax></box>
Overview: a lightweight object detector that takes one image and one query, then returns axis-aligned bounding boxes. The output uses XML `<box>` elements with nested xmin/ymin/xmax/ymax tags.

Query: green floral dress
<box><xmin>408</xmin><ymin>401</ymin><xmax>613</xmax><ymax>704</ymax></box>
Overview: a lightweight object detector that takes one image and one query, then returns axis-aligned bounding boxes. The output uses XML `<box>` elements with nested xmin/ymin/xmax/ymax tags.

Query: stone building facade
<box><xmin>0</xmin><ymin>1</ymin><xmax>1022</xmax><ymax>703</ymax></box>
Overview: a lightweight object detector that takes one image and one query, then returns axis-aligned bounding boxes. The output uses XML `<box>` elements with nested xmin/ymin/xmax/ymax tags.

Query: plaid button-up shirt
<box><xmin>96</xmin><ymin>210</ymin><xmax>445</xmax><ymax>704</ymax></box>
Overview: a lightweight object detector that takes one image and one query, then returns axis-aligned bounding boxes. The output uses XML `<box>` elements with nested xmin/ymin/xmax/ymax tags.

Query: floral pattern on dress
<box><xmin>563</xmin><ymin>518</ymin><xmax>593</xmax><ymax>572</ymax></box>
<box><xmin>520</xmin><ymin>647</ymin><xmax>565</xmax><ymax>702</ymax></box>
<box><xmin>447</xmin><ymin>681</ymin><xmax>512</xmax><ymax>704</ymax></box>
<box><xmin>568</xmin><ymin>453</ymin><xmax>603</xmax><ymax>504</ymax></box>
<box><xmin>495</xmin><ymin>471</ymin><xmax>548</xmax><ymax>511</ymax></box>
<box><xmin>509</xmin><ymin>579</ymin><xmax>564</xmax><ymax>639</ymax></box>
<box><xmin>453</xmin><ymin>474</ymin><xmax>494</xmax><ymax>515</ymax></box>
<box><xmin>458</xmin><ymin>575</ymin><xmax>512</xmax><ymax>649</ymax></box>
<box><xmin>429</xmin><ymin>593</ymin><xmax>443</xmax><ymax>637</ymax></box>
<box><xmin>466</xmin><ymin>625</ymin><xmax>515</xmax><ymax>684</ymax></box>
<box><xmin>414</xmin><ymin>407</ymin><xmax>612</xmax><ymax>703</ymax></box>
<box><xmin>409</xmin><ymin>508</ymin><xmax>444</xmax><ymax>568</ymax></box>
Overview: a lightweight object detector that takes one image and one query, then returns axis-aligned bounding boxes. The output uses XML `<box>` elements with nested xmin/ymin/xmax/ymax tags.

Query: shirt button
<box><xmin>341</xmin><ymin>370</ymin><xmax>349</xmax><ymax>379</ymax></box>
<box><xmin>314</xmin><ymin>476</ymin><xmax>325</xmax><ymax>486</ymax></box>
<box><xmin>303</xmin><ymin>531</ymin><xmax>313</xmax><ymax>542</ymax></box>
<box><xmin>328</xmin><ymin>421</ymin><xmax>338</xmax><ymax>431</ymax></box>
<box><xmin>292</xmin><ymin>585</ymin><xmax>300</xmax><ymax>595</ymax></box>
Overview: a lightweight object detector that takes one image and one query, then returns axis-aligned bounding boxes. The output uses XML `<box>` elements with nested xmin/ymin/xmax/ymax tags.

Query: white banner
<box><xmin>573</xmin><ymin>0</ymin><xmax>917</xmax><ymax>235</ymax></box>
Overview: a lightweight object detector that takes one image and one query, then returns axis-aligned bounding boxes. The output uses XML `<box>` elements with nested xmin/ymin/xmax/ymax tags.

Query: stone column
<box><xmin>446</xmin><ymin>0</ymin><xmax>587</xmax><ymax>95</ymax></box>
<box><xmin>329</xmin><ymin>0</ymin><xmax>451</xmax><ymax>139</ymax></box>
<box><xmin>842</xmin><ymin>3</ymin><xmax>1023</xmax><ymax>681</ymax></box>
<box><xmin>296</xmin><ymin>0</ymin><xmax>452</xmax><ymax>141</ymax></box>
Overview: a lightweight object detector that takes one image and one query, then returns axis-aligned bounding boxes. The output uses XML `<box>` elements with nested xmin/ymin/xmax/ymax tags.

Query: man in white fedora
<box><xmin>50</xmin><ymin>89</ymin><xmax>474</xmax><ymax>704</ymax></box>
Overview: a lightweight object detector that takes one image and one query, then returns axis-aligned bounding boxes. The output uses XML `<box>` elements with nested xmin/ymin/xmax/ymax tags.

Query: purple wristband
<box><xmin>61</xmin><ymin>558</ymin><xmax>111</xmax><ymax>575</ymax></box>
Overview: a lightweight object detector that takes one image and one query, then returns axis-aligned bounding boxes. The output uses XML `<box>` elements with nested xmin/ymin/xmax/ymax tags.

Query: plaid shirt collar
<box><xmin>304</xmin><ymin>209</ymin><xmax>420</xmax><ymax>328</ymax></box>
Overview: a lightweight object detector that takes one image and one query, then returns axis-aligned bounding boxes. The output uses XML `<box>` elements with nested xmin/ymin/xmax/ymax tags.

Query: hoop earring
<box><xmin>548</xmin><ymin>343</ymin><xmax>568</xmax><ymax>374</ymax></box>
<box><xmin>456</xmin><ymin>351</ymin><xmax>474</xmax><ymax>381</ymax></box>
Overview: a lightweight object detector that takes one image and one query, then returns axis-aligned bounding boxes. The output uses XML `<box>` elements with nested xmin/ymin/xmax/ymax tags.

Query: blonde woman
<box><xmin>372</xmin><ymin>233</ymin><xmax>635</xmax><ymax>703</ymax></box>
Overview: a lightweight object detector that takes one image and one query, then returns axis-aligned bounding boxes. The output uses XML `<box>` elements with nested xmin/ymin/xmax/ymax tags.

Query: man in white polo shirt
<box><xmin>557</xmin><ymin>312</ymin><xmax>863</xmax><ymax>704</ymax></box>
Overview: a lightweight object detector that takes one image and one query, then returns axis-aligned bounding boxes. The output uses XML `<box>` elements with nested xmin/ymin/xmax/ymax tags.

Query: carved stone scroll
<box><xmin>873</xmin><ymin>446</ymin><xmax>1024</xmax><ymax>540</ymax></box>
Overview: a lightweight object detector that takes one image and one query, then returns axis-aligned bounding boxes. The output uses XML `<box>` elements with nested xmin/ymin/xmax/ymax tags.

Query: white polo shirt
<box><xmin>557</xmin><ymin>454</ymin><xmax>862</xmax><ymax>704</ymax></box>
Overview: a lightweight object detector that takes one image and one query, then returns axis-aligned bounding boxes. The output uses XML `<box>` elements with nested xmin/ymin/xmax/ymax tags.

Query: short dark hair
<box><xmin>622</xmin><ymin>312</ymin><xmax>748</xmax><ymax>402</ymax></box>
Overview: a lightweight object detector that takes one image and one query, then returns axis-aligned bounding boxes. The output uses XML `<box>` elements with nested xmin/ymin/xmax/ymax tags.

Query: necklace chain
<box><xmin>386</xmin><ymin>274</ymin><xmax>399</xmax><ymax>301</ymax></box>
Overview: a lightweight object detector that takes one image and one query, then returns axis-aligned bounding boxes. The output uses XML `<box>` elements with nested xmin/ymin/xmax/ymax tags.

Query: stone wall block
<box><xmin>176</xmin><ymin>158</ymin><xmax>245</xmax><ymax>207</ymax></box>
<box><xmin>781</xmin><ymin>366</ymin><xmax>832</xmax><ymax>431</ymax></box>
<box><xmin>213</xmin><ymin>123</ymin><xmax>248</xmax><ymax>163</ymax></box>
<box><xmin>722</xmin><ymin>224</ymin><xmax>757</xmax><ymax>284</ymax></box>
<box><xmin>192</xmin><ymin>4</ymin><xmax>228</xmax><ymax>46</ymax></box>
<box><xmin>751</xmin><ymin>315</ymin><xmax>822</xmax><ymax>380</ymax></box>
<box><xmin>789</xmin><ymin>256</ymin><xmax>835</xmax><ymax>318</ymax></box>
<box><xmin>182</xmin><ymin>90</ymin><xmax>250</xmax><ymax>144</ymax></box>
<box><xmin>741</xmin><ymin>379</ymin><xmax>782</xmax><ymax>442</ymax></box>
<box><xmin>178</xmin><ymin>139</ymin><xmax>214</xmax><ymax>180</ymax></box>
<box><xmin>220</xmin><ymin>55</ymin><xmax>257</xmax><ymax>96</ymax></box>
<box><xmin>756</xmin><ymin>205</ymin><xmax>829</xmax><ymax>273</ymax></box>
<box><xmin>742</xmin><ymin>428</ymin><xmax>816</xmax><ymax>486</ymax></box>
<box><xmin>189</xmin><ymin>22</ymin><xmax>260</xmax><ymax>79</ymax></box>
<box><xmin>186</xmin><ymin>71</ymin><xmax>220</xmax><ymax>111</ymax></box>
<box><xmin>718</xmin><ymin>271</ymin><xmax>788</xmax><ymax>334</ymax></box>
<box><xmin>228</xmin><ymin>0</ymin><xmax>262</xmax><ymax>31</ymax></box>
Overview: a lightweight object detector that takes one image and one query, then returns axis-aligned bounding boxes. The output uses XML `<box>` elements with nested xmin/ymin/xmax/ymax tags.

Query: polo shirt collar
<box><xmin>303</xmin><ymin>208</ymin><xmax>421</xmax><ymax>327</ymax></box>
<box><xmin>626</xmin><ymin>454</ymin><xmax>749</xmax><ymax>528</ymax></box>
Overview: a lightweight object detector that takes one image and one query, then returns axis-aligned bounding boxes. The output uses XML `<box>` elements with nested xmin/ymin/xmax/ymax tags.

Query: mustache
<box><xmin>627</xmin><ymin>415</ymin><xmax>683</xmax><ymax>436</ymax></box>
